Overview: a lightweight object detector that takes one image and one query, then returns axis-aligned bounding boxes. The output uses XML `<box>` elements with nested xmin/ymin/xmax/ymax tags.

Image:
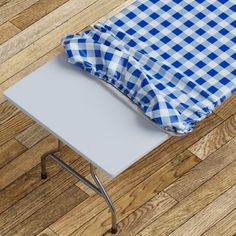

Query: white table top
<box><xmin>4</xmin><ymin>53</ymin><xmax>169</xmax><ymax>177</ymax></box>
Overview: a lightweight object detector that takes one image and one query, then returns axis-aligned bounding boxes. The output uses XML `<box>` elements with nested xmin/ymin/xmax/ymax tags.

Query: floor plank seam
<box><xmin>9</xmin><ymin>0</ymin><xmax>69</xmax><ymax>30</ymax></box>
<box><xmin>162</xmin><ymin>190</ymin><xmax>180</xmax><ymax>203</ymax></box>
<box><xmin>0</xmin><ymin>153</ymin><xmax>84</xmax><ymax>213</ymax></box>
<box><xmin>188</xmin><ymin>125</ymin><xmax>236</xmax><ymax>162</ymax></box>
<box><xmin>0</xmin><ymin>45</ymin><xmax>60</xmax><ymax>87</ymax></box>
<box><xmin>48</xmin><ymin>227</ymin><xmax>60</xmax><ymax>236</ymax></box>
<box><xmin>0</xmin><ymin>163</ymin><xmax>89</xmax><ymax>235</ymax></box>
<box><xmin>186</xmin><ymin>117</ymin><xmax>225</xmax><ymax>154</ymax></box>
<box><xmin>135</xmin><ymin>161</ymin><xmax>236</xmax><ymax>236</ymax></box>
<box><xmin>0</xmin><ymin>0</ymin><xmax>98</xmax><ymax>66</ymax></box>
<box><xmin>0</xmin><ymin>138</ymin><xmax>27</xmax><ymax>169</ymax></box>
<box><xmin>173</xmin><ymin>184</ymin><xmax>236</xmax><ymax>236</ymax></box>
<box><xmin>4</xmin><ymin>184</ymin><xmax>89</xmax><ymax>236</ymax></box>
<box><xmin>16</xmin><ymin>133</ymin><xmax>51</xmax><ymax>149</ymax></box>
<box><xmin>198</xmin><ymin>205</ymin><xmax>236</xmax><ymax>236</ymax></box>
<box><xmin>7</xmin><ymin>20</ymin><xmax>22</xmax><ymax>31</ymax></box>
<box><xmin>168</xmin><ymin>154</ymin><xmax>236</xmax><ymax>203</ymax></box>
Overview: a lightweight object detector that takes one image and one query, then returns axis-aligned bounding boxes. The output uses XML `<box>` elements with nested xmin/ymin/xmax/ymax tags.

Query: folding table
<box><xmin>4</xmin><ymin>53</ymin><xmax>170</xmax><ymax>233</ymax></box>
<box><xmin>4</xmin><ymin>0</ymin><xmax>235</xmax><ymax>233</ymax></box>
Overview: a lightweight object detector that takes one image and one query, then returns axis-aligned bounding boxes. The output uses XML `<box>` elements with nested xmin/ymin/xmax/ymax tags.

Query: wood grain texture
<box><xmin>103</xmin><ymin>192</ymin><xmax>177</xmax><ymax>236</ymax></box>
<box><xmin>202</xmin><ymin>209</ymin><xmax>236</xmax><ymax>236</ymax></box>
<box><xmin>0</xmin><ymin>135</ymin><xmax>57</xmax><ymax>190</ymax></box>
<box><xmin>0</xmin><ymin>0</ymin><xmax>11</xmax><ymax>8</ymax></box>
<box><xmin>169</xmin><ymin>185</ymin><xmax>236</xmax><ymax>236</ymax></box>
<box><xmin>0</xmin><ymin>0</ymin><xmax>38</xmax><ymax>25</ymax></box>
<box><xmin>166</xmin><ymin>136</ymin><xmax>236</xmax><ymax>201</ymax></box>
<box><xmin>16</xmin><ymin>123</ymin><xmax>50</xmax><ymax>148</ymax></box>
<box><xmin>0</xmin><ymin>21</ymin><xmax>20</xmax><ymax>44</ymax></box>
<box><xmin>0</xmin><ymin>0</ymin><xmax>96</xmax><ymax>64</ymax></box>
<box><xmin>0</xmin><ymin>0</ymin><xmax>132</xmax><ymax>84</ymax></box>
<box><xmin>0</xmin><ymin>146</ymin><xmax>81</xmax><ymax>214</ymax></box>
<box><xmin>0</xmin><ymin>46</ymin><xmax>62</xmax><ymax>105</ymax></box>
<box><xmin>0</xmin><ymin>151</ymin><xmax>88</xmax><ymax>235</ymax></box>
<box><xmin>37</xmin><ymin>228</ymin><xmax>58</xmax><ymax>236</ymax></box>
<box><xmin>138</xmin><ymin>157</ymin><xmax>236</xmax><ymax>236</ymax></box>
<box><xmin>0</xmin><ymin>138</ymin><xmax>26</xmax><ymax>169</ymax></box>
<box><xmin>93</xmin><ymin>0</ymin><xmax>135</xmax><ymax>25</ymax></box>
<box><xmin>0</xmin><ymin>111</ymin><xmax>34</xmax><ymax>146</ymax></box>
<box><xmin>11</xmin><ymin>0</ymin><xmax>69</xmax><ymax>30</ymax></box>
<box><xmin>51</xmin><ymin>151</ymin><xmax>200</xmax><ymax>236</ymax></box>
<box><xmin>4</xmin><ymin>185</ymin><xmax>88</xmax><ymax>236</ymax></box>
<box><xmin>188</xmin><ymin>114</ymin><xmax>236</xmax><ymax>160</ymax></box>
<box><xmin>153</xmin><ymin>113</ymin><xmax>222</xmax><ymax>160</ymax></box>
<box><xmin>215</xmin><ymin>93</ymin><xmax>236</xmax><ymax>120</ymax></box>
<box><xmin>0</xmin><ymin>101</ymin><xmax>19</xmax><ymax>124</ymax></box>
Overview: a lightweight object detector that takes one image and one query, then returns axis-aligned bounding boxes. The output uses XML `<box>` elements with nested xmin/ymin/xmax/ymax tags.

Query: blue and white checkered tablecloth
<box><xmin>62</xmin><ymin>0</ymin><xmax>236</xmax><ymax>135</ymax></box>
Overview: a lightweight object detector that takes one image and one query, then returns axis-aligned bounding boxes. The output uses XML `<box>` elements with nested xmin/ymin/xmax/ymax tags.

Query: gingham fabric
<box><xmin>62</xmin><ymin>0</ymin><xmax>236</xmax><ymax>135</ymax></box>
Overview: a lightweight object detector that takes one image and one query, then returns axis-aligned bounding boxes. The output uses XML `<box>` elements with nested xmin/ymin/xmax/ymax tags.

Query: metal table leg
<box><xmin>40</xmin><ymin>140</ymin><xmax>118</xmax><ymax>234</ymax></box>
<box><xmin>90</xmin><ymin>164</ymin><xmax>117</xmax><ymax>234</ymax></box>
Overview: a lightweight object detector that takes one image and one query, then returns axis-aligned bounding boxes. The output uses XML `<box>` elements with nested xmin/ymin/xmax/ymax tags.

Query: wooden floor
<box><xmin>0</xmin><ymin>0</ymin><xmax>236</xmax><ymax>235</ymax></box>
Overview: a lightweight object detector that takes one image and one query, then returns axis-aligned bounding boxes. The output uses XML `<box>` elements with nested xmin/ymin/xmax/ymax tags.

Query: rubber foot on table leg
<box><xmin>111</xmin><ymin>228</ymin><xmax>117</xmax><ymax>234</ymax></box>
<box><xmin>41</xmin><ymin>173</ymin><xmax>48</xmax><ymax>179</ymax></box>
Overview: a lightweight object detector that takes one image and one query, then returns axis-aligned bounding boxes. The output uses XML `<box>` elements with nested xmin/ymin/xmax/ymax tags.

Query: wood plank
<box><xmin>202</xmin><ymin>209</ymin><xmax>236</xmax><ymax>236</ymax></box>
<box><xmin>0</xmin><ymin>145</ymin><xmax>81</xmax><ymax>214</ymax></box>
<box><xmin>93</xmin><ymin>0</ymin><xmax>135</xmax><ymax>25</ymax></box>
<box><xmin>4</xmin><ymin>185</ymin><xmax>88</xmax><ymax>236</ymax></box>
<box><xmin>103</xmin><ymin>192</ymin><xmax>177</xmax><ymax>236</ymax></box>
<box><xmin>75</xmin><ymin>168</ymin><xmax>111</xmax><ymax>196</ymax></box>
<box><xmin>0</xmin><ymin>0</ymin><xmax>38</xmax><ymax>25</ymax></box>
<box><xmin>37</xmin><ymin>228</ymin><xmax>58</xmax><ymax>236</ymax></box>
<box><xmin>0</xmin><ymin>138</ymin><xmax>26</xmax><ymax>169</ymax></box>
<box><xmin>0</xmin><ymin>0</ymin><xmax>95</xmax><ymax>66</ymax></box>
<box><xmin>51</xmin><ymin>151</ymin><xmax>200</xmax><ymax>236</ymax></box>
<box><xmin>169</xmin><ymin>185</ymin><xmax>236</xmax><ymax>236</ymax></box>
<box><xmin>166</xmin><ymin>137</ymin><xmax>236</xmax><ymax>201</ymax></box>
<box><xmin>188</xmin><ymin>114</ymin><xmax>236</xmax><ymax>160</ymax></box>
<box><xmin>11</xmin><ymin>0</ymin><xmax>69</xmax><ymax>30</ymax></box>
<box><xmin>215</xmin><ymin>94</ymin><xmax>236</xmax><ymax>120</ymax></box>
<box><xmin>0</xmin><ymin>135</ymin><xmax>57</xmax><ymax>190</ymax></box>
<box><xmin>0</xmin><ymin>46</ymin><xmax>62</xmax><ymax>105</ymax></box>
<box><xmin>0</xmin><ymin>0</ymin><xmax>132</xmax><ymax>84</ymax></box>
<box><xmin>0</xmin><ymin>101</ymin><xmax>19</xmax><ymax>125</ymax></box>
<box><xmin>0</xmin><ymin>111</ymin><xmax>34</xmax><ymax>146</ymax></box>
<box><xmin>0</xmin><ymin>0</ymin><xmax>96</xmax><ymax>64</ymax></box>
<box><xmin>0</xmin><ymin>0</ymin><xmax>11</xmax><ymax>8</ymax></box>
<box><xmin>16</xmin><ymin>123</ymin><xmax>50</xmax><ymax>148</ymax></box>
<box><xmin>137</xmin><ymin>157</ymin><xmax>236</xmax><ymax>236</ymax></box>
<box><xmin>0</xmin><ymin>150</ymin><xmax>89</xmax><ymax>234</ymax></box>
<box><xmin>0</xmin><ymin>21</ymin><xmax>20</xmax><ymax>44</ymax></box>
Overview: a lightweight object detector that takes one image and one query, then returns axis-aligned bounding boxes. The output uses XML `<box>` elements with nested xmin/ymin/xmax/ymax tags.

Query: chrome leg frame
<box><xmin>40</xmin><ymin>140</ymin><xmax>118</xmax><ymax>234</ymax></box>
